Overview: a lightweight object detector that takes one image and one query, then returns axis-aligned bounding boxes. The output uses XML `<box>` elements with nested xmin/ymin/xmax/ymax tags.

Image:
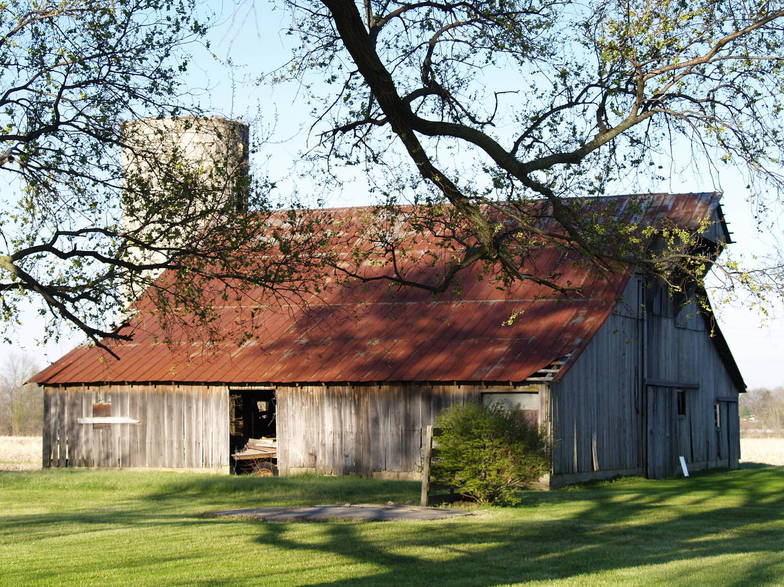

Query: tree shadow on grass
<box><xmin>241</xmin><ymin>467</ymin><xmax>784</xmax><ymax>585</ymax></box>
<box><xmin>142</xmin><ymin>472</ymin><xmax>422</xmax><ymax>507</ymax></box>
<box><xmin>1</xmin><ymin>467</ymin><xmax>783</xmax><ymax>584</ymax></box>
<box><xmin>0</xmin><ymin>469</ymin><xmax>421</xmax><ymax>542</ymax></box>
<box><xmin>738</xmin><ymin>461</ymin><xmax>782</xmax><ymax>470</ymax></box>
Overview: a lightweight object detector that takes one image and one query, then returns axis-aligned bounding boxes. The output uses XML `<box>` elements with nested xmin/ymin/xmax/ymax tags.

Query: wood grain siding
<box><xmin>645</xmin><ymin>291</ymin><xmax>741</xmax><ymax>473</ymax></box>
<box><xmin>276</xmin><ymin>383</ymin><xmax>482</xmax><ymax>478</ymax></box>
<box><xmin>42</xmin><ymin>381</ymin><xmax>540</xmax><ymax>477</ymax></box>
<box><xmin>551</xmin><ymin>275</ymin><xmax>742</xmax><ymax>484</ymax></box>
<box><xmin>551</xmin><ymin>276</ymin><xmax>644</xmax><ymax>480</ymax></box>
<box><xmin>42</xmin><ymin>384</ymin><xmax>229</xmax><ymax>471</ymax></box>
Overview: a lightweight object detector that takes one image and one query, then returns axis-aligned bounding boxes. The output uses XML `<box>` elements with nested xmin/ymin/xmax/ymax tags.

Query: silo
<box><xmin>120</xmin><ymin>116</ymin><xmax>250</xmax><ymax>290</ymax></box>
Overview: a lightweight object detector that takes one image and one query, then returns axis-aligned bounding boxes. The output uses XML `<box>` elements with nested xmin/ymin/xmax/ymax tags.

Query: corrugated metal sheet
<box><xmin>32</xmin><ymin>192</ymin><xmax>725</xmax><ymax>385</ymax></box>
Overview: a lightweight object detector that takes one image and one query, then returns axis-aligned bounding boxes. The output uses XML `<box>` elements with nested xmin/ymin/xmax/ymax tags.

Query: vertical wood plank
<box><xmin>420</xmin><ymin>425</ymin><xmax>433</xmax><ymax>506</ymax></box>
<box><xmin>42</xmin><ymin>388</ymin><xmax>52</xmax><ymax>468</ymax></box>
<box><xmin>218</xmin><ymin>387</ymin><xmax>229</xmax><ymax>469</ymax></box>
<box><xmin>54</xmin><ymin>390</ymin><xmax>65</xmax><ymax>467</ymax></box>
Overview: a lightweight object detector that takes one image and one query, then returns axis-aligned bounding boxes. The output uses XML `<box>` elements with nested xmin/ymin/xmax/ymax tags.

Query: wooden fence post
<box><xmin>420</xmin><ymin>425</ymin><xmax>433</xmax><ymax>506</ymax></box>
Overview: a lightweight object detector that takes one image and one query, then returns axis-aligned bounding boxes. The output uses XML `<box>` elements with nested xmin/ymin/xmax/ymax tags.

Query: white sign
<box><xmin>679</xmin><ymin>456</ymin><xmax>689</xmax><ymax>478</ymax></box>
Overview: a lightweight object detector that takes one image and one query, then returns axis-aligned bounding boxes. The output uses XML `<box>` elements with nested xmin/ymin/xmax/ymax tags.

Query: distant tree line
<box><xmin>740</xmin><ymin>387</ymin><xmax>784</xmax><ymax>436</ymax></box>
<box><xmin>0</xmin><ymin>354</ymin><xmax>40</xmax><ymax>436</ymax></box>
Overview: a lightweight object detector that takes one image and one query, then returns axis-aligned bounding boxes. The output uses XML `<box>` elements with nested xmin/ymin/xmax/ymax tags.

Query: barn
<box><xmin>32</xmin><ymin>190</ymin><xmax>745</xmax><ymax>486</ymax></box>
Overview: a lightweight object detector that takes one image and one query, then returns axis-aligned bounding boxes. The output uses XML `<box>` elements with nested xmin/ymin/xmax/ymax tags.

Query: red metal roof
<box><xmin>33</xmin><ymin>192</ymin><xmax>726</xmax><ymax>385</ymax></box>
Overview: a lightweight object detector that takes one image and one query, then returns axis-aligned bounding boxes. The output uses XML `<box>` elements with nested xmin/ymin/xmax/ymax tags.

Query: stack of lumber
<box><xmin>233</xmin><ymin>437</ymin><xmax>277</xmax><ymax>460</ymax></box>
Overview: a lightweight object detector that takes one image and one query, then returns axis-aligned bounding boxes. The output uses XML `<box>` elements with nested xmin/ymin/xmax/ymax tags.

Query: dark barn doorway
<box><xmin>229</xmin><ymin>388</ymin><xmax>277</xmax><ymax>473</ymax></box>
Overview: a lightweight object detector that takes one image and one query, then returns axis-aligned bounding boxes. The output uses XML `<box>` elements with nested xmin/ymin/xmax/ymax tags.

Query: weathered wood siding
<box><xmin>42</xmin><ymin>381</ymin><xmax>541</xmax><ymax>477</ymax></box>
<box><xmin>644</xmin><ymin>288</ymin><xmax>741</xmax><ymax>474</ymax></box>
<box><xmin>42</xmin><ymin>384</ymin><xmax>229</xmax><ymax>471</ymax></box>
<box><xmin>551</xmin><ymin>275</ymin><xmax>742</xmax><ymax>484</ymax></box>
<box><xmin>276</xmin><ymin>383</ymin><xmax>482</xmax><ymax>478</ymax></box>
<box><xmin>550</xmin><ymin>277</ymin><xmax>644</xmax><ymax>483</ymax></box>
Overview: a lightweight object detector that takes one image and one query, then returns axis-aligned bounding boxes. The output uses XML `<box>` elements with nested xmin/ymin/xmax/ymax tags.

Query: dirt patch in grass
<box><xmin>209</xmin><ymin>504</ymin><xmax>473</xmax><ymax>522</ymax></box>
<box><xmin>0</xmin><ymin>436</ymin><xmax>41</xmax><ymax>470</ymax></box>
<box><xmin>741</xmin><ymin>437</ymin><xmax>784</xmax><ymax>466</ymax></box>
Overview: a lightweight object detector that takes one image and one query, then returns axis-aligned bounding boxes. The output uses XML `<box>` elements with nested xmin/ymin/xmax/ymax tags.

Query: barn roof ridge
<box><xmin>270</xmin><ymin>190</ymin><xmax>722</xmax><ymax>214</ymax></box>
<box><xmin>150</xmin><ymin>296</ymin><xmax>618</xmax><ymax>312</ymax></box>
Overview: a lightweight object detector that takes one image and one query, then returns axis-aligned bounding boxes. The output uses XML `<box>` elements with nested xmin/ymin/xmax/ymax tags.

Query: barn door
<box><xmin>675</xmin><ymin>390</ymin><xmax>694</xmax><ymax>465</ymax></box>
<box><xmin>726</xmin><ymin>401</ymin><xmax>740</xmax><ymax>468</ymax></box>
<box><xmin>715</xmin><ymin>400</ymin><xmax>739</xmax><ymax>468</ymax></box>
<box><xmin>229</xmin><ymin>388</ymin><xmax>277</xmax><ymax>456</ymax></box>
<box><xmin>645</xmin><ymin>385</ymin><xmax>678</xmax><ymax>479</ymax></box>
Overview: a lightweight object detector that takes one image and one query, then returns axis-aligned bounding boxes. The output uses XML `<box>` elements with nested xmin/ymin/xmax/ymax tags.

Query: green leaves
<box><xmin>277</xmin><ymin>0</ymin><xmax>784</xmax><ymax>313</ymax></box>
<box><xmin>432</xmin><ymin>402</ymin><xmax>550</xmax><ymax>505</ymax></box>
<box><xmin>0</xmin><ymin>0</ymin><xmax>207</xmax><ymax>344</ymax></box>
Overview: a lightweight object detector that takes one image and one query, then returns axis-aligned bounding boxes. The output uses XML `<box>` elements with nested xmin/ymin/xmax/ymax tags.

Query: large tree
<box><xmin>277</xmin><ymin>0</ymin><xmax>784</xmax><ymax>298</ymax></box>
<box><xmin>0</xmin><ymin>0</ymin><xmax>330</xmax><ymax>352</ymax></box>
<box><xmin>2</xmin><ymin>0</ymin><xmax>784</xmax><ymax>351</ymax></box>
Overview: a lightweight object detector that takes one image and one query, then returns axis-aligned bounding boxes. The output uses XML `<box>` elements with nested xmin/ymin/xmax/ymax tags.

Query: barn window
<box><xmin>675</xmin><ymin>307</ymin><xmax>688</xmax><ymax>329</ymax></box>
<box><xmin>649</xmin><ymin>284</ymin><xmax>672</xmax><ymax>317</ymax></box>
<box><xmin>481</xmin><ymin>392</ymin><xmax>539</xmax><ymax>425</ymax></box>
<box><xmin>714</xmin><ymin>403</ymin><xmax>721</xmax><ymax>429</ymax></box>
<box><xmin>92</xmin><ymin>402</ymin><xmax>111</xmax><ymax>429</ymax></box>
<box><xmin>676</xmin><ymin>391</ymin><xmax>687</xmax><ymax>416</ymax></box>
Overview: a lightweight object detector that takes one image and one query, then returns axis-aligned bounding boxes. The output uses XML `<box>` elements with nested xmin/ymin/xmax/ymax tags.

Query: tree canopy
<box><xmin>0</xmin><ymin>1</ymin><xmax>329</xmax><ymax>352</ymax></box>
<box><xmin>279</xmin><ymin>0</ymin><xmax>784</xmax><ymax>296</ymax></box>
<box><xmin>0</xmin><ymin>0</ymin><xmax>207</xmax><ymax>345</ymax></box>
<box><xmin>0</xmin><ymin>351</ymin><xmax>39</xmax><ymax>435</ymax></box>
<box><xmin>1</xmin><ymin>0</ymin><xmax>783</xmax><ymax>349</ymax></box>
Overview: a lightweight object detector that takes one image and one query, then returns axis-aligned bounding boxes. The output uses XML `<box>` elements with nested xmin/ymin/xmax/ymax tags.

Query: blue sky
<box><xmin>3</xmin><ymin>0</ymin><xmax>782</xmax><ymax>388</ymax></box>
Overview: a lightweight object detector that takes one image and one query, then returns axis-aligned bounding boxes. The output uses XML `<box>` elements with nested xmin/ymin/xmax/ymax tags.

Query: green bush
<box><xmin>431</xmin><ymin>402</ymin><xmax>550</xmax><ymax>505</ymax></box>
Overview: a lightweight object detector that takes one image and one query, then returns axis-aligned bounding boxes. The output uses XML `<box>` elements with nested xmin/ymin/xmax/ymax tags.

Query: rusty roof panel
<box><xmin>32</xmin><ymin>193</ymin><xmax>725</xmax><ymax>385</ymax></box>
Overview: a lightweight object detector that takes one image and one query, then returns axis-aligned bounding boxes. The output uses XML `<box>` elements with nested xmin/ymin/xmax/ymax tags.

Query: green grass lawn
<box><xmin>1</xmin><ymin>466</ymin><xmax>782</xmax><ymax>586</ymax></box>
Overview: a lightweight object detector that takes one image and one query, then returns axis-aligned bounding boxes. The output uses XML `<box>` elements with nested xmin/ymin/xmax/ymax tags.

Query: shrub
<box><xmin>431</xmin><ymin>402</ymin><xmax>549</xmax><ymax>505</ymax></box>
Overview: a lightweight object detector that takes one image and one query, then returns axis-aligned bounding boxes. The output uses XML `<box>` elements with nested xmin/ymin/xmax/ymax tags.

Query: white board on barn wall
<box><xmin>77</xmin><ymin>416</ymin><xmax>140</xmax><ymax>425</ymax></box>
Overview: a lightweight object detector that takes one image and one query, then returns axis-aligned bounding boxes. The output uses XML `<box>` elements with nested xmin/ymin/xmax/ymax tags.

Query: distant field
<box><xmin>0</xmin><ymin>436</ymin><xmax>40</xmax><ymax>470</ymax></box>
<box><xmin>741</xmin><ymin>437</ymin><xmax>784</xmax><ymax>466</ymax></box>
<box><xmin>3</xmin><ymin>436</ymin><xmax>783</xmax><ymax>470</ymax></box>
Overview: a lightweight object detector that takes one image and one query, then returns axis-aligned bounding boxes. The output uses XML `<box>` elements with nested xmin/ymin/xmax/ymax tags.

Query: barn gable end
<box><xmin>549</xmin><ymin>274</ymin><xmax>743</xmax><ymax>487</ymax></box>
